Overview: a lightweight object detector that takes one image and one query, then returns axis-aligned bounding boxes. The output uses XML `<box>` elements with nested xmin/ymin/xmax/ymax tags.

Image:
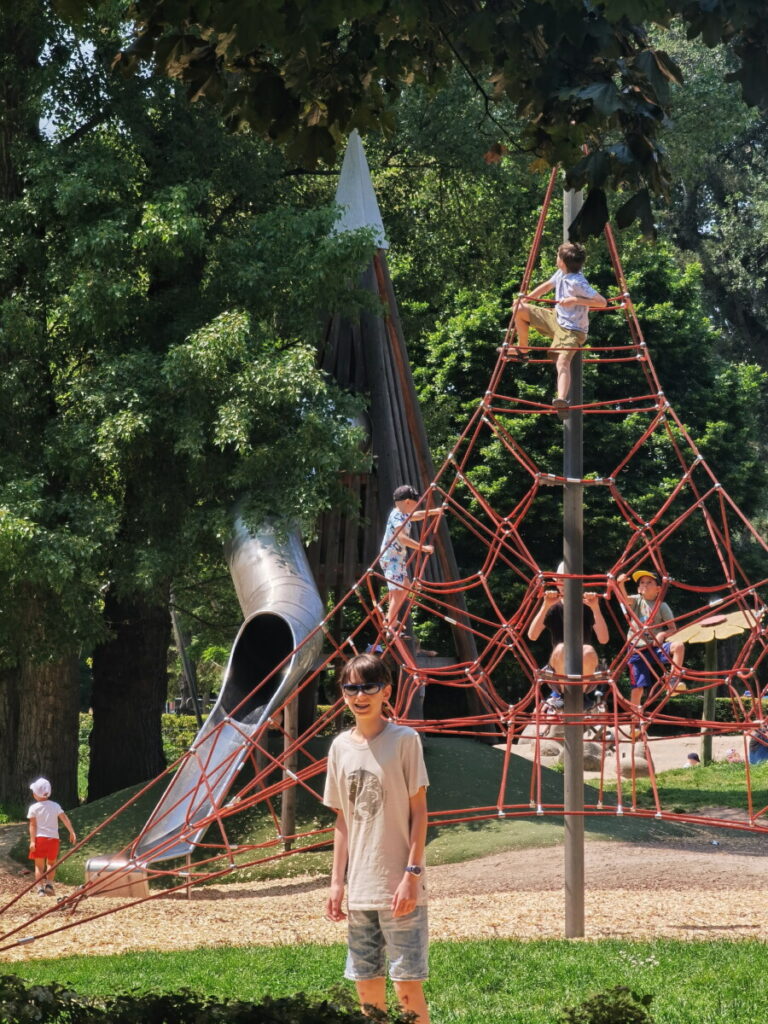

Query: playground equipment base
<box><xmin>85</xmin><ymin>856</ymin><xmax>149</xmax><ymax>898</ymax></box>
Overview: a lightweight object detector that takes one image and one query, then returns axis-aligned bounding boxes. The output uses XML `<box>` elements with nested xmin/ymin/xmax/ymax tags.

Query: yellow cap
<box><xmin>632</xmin><ymin>570</ymin><xmax>659</xmax><ymax>583</ymax></box>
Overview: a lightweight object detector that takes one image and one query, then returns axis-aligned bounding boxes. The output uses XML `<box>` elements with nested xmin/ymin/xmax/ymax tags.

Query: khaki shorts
<box><xmin>525</xmin><ymin>304</ymin><xmax>587</xmax><ymax>352</ymax></box>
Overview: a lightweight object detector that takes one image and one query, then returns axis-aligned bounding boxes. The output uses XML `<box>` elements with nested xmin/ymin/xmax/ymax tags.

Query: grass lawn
<box><xmin>4</xmin><ymin>738</ymin><xmax>766</xmax><ymax>1021</ymax></box>
<box><xmin>603</xmin><ymin>758</ymin><xmax>768</xmax><ymax>815</ymax></box>
<box><xmin>5</xmin><ymin>938</ymin><xmax>767</xmax><ymax>1023</ymax></box>
<box><xmin>8</xmin><ymin>736</ymin><xmax>700</xmax><ymax>887</ymax></box>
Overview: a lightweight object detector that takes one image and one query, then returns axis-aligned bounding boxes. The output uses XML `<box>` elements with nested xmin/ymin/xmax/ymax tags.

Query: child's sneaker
<box><xmin>44</xmin><ymin>883</ymin><xmax>55</xmax><ymax>895</ymax></box>
<box><xmin>37</xmin><ymin>886</ymin><xmax>46</xmax><ymax>896</ymax></box>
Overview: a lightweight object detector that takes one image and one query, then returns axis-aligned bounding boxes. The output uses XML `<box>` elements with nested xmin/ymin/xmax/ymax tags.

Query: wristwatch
<box><xmin>405</xmin><ymin>865</ymin><xmax>423</xmax><ymax>876</ymax></box>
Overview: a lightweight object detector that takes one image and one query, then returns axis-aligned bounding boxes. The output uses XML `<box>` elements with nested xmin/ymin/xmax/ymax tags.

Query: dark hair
<box><xmin>557</xmin><ymin>242</ymin><xmax>586</xmax><ymax>273</ymax></box>
<box><xmin>393</xmin><ymin>484</ymin><xmax>419</xmax><ymax>502</ymax></box>
<box><xmin>339</xmin><ymin>653</ymin><xmax>392</xmax><ymax>690</ymax></box>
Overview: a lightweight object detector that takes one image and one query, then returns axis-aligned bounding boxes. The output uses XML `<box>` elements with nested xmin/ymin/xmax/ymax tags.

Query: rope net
<box><xmin>3</xmin><ymin>169</ymin><xmax>768</xmax><ymax>952</ymax></box>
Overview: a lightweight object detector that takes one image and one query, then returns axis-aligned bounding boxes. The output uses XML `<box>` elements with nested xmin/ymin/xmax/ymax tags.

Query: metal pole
<box><xmin>170</xmin><ymin>593</ymin><xmax>203</xmax><ymax>728</ymax></box>
<box><xmin>281</xmin><ymin>697</ymin><xmax>299</xmax><ymax>851</ymax></box>
<box><xmin>701</xmin><ymin>640</ymin><xmax>717</xmax><ymax>764</ymax></box>
<box><xmin>562</xmin><ymin>188</ymin><xmax>585</xmax><ymax>938</ymax></box>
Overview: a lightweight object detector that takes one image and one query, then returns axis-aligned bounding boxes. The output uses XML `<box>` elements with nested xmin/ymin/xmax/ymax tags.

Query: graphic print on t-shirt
<box><xmin>348</xmin><ymin>768</ymin><xmax>383</xmax><ymax>822</ymax></box>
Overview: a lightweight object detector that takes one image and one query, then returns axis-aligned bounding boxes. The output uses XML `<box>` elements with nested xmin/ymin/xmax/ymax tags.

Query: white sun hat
<box><xmin>30</xmin><ymin>777</ymin><xmax>51</xmax><ymax>799</ymax></box>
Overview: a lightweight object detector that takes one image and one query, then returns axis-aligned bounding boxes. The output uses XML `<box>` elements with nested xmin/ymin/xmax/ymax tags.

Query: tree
<box><xmin>0</xmin><ymin>4</ymin><xmax>374</xmax><ymax>805</ymax></box>
<box><xmin>0</xmin><ymin>2</ymin><xmax>86</xmax><ymax>810</ymax></box>
<box><xmin>649</xmin><ymin>24</ymin><xmax>768</xmax><ymax>367</ymax></box>
<box><xmin>60</xmin><ymin>0</ymin><xmax>768</xmax><ymax>236</ymax></box>
<box><xmin>285</xmin><ymin>71</ymin><xmax>768</xmax><ymax>698</ymax></box>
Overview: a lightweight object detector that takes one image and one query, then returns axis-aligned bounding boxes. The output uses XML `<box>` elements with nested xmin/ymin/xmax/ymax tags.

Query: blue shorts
<box><xmin>345</xmin><ymin>906</ymin><xmax>429</xmax><ymax>982</ymax></box>
<box><xmin>629</xmin><ymin>644</ymin><xmax>672</xmax><ymax>689</ymax></box>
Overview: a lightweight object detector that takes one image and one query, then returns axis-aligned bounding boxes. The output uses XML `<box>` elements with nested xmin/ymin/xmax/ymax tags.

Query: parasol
<box><xmin>667</xmin><ymin>607</ymin><xmax>762</xmax><ymax>766</ymax></box>
<box><xmin>668</xmin><ymin>609</ymin><xmax>760</xmax><ymax>646</ymax></box>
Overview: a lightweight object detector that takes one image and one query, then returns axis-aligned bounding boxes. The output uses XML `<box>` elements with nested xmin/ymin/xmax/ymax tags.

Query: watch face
<box><xmin>407</xmin><ymin>865</ymin><xmax>422</xmax><ymax>875</ymax></box>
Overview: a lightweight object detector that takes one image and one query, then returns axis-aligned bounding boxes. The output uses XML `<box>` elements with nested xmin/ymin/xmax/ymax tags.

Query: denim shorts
<box><xmin>345</xmin><ymin>906</ymin><xmax>429</xmax><ymax>981</ymax></box>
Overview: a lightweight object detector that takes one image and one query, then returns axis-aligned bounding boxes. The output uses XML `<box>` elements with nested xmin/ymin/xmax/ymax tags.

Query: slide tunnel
<box><xmin>131</xmin><ymin>519</ymin><xmax>324</xmax><ymax>863</ymax></box>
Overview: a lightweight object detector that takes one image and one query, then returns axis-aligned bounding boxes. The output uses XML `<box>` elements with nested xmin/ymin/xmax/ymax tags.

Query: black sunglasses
<box><xmin>342</xmin><ymin>682</ymin><xmax>385</xmax><ymax>696</ymax></box>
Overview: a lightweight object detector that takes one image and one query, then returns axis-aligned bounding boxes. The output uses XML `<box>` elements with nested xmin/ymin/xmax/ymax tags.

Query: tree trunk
<box><xmin>0</xmin><ymin>655</ymin><xmax>79</xmax><ymax>811</ymax></box>
<box><xmin>88</xmin><ymin>591</ymin><xmax>170</xmax><ymax>801</ymax></box>
<box><xmin>0</xmin><ymin>6</ymin><xmax>45</xmax><ymax>203</ymax></box>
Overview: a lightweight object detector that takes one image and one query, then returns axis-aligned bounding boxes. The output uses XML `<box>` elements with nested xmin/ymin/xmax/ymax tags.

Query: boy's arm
<box><xmin>325</xmin><ymin>810</ymin><xmax>348</xmax><ymax>922</ymax></box>
<box><xmin>527</xmin><ymin>592</ymin><xmax>558</xmax><ymax>641</ymax></box>
<box><xmin>409</xmin><ymin>506</ymin><xmax>445</xmax><ymax>522</ymax></box>
<box><xmin>615</xmin><ymin>574</ymin><xmax>631</xmax><ymax>606</ymax></box>
<box><xmin>584</xmin><ymin>593</ymin><xmax>609</xmax><ymax>644</ymax></box>
<box><xmin>399</xmin><ymin>532</ymin><xmax>434</xmax><ymax>555</ymax></box>
<box><xmin>391</xmin><ymin>786</ymin><xmax>428</xmax><ymax>917</ymax></box>
<box><xmin>58</xmin><ymin>811</ymin><xmax>76</xmax><ymax>843</ymax></box>
<box><xmin>559</xmin><ymin>291</ymin><xmax>608</xmax><ymax>309</ymax></box>
<box><xmin>523</xmin><ymin>279</ymin><xmax>555</xmax><ymax>301</ymax></box>
<box><xmin>28</xmin><ymin>817</ymin><xmax>36</xmax><ymax>853</ymax></box>
<box><xmin>654</xmin><ymin>603</ymin><xmax>675</xmax><ymax>643</ymax></box>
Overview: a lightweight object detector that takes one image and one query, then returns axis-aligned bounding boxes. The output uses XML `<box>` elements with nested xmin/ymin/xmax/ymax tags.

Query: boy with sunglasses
<box><xmin>324</xmin><ymin>653</ymin><xmax>430</xmax><ymax>1023</ymax></box>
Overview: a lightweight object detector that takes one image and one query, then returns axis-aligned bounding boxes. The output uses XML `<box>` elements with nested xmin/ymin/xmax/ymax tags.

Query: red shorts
<box><xmin>29</xmin><ymin>836</ymin><xmax>60</xmax><ymax>862</ymax></box>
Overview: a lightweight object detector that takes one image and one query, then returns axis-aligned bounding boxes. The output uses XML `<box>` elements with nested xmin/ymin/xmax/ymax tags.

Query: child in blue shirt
<box><xmin>514</xmin><ymin>242</ymin><xmax>607</xmax><ymax>417</ymax></box>
<box><xmin>378</xmin><ymin>485</ymin><xmax>443</xmax><ymax>630</ymax></box>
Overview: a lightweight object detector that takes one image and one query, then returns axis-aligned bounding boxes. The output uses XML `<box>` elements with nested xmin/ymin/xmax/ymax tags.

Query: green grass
<box><xmin>6</xmin><ymin>939</ymin><xmax>768</xmax><ymax>1023</ymax></box>
<box><xmin>9</xmin><ymin>736</ymin><xmax>715</xmax><ymax>887</ymax></box>
<box><xmin>604</xmin><ymin>759</ymin><xmax>768</xmax><ymax>814</ymax></box>
<box><xmin>10</xmin><ymin>736</ymin><xmax>703</xmax><ymax>886</ymax></box>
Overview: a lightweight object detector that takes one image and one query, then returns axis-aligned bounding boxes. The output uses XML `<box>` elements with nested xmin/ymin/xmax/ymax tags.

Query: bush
<box><xmin>0</xmin><ymin>976</ymin><xmax>414</xmax><ymax>1024</ymax></box>
<box><xmin>560</xmin><ymin>986</ymin><xmax>654</xmax><ymax>1024</ymax></box>
<box><xmin>653</xmin><ymin>695</ymin><xmax>767</xmax><ymax>727</ymax></box>
<box><xmin>161</xmin><ymin>715</ymin><xmax>201</xmax><ymax>764</ymax></box>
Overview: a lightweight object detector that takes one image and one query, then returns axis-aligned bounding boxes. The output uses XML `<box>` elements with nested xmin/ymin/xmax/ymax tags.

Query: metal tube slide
<box><xmin>132</xmin><ymin>519</ymin><xmax>324</xmax><ymax>863</ymax></box>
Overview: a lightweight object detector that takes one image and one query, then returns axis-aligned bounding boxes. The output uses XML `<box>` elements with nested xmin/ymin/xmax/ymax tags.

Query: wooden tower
<box><xmin>307</xmin><ymin>132</ymin><xmax>476</xmax><ymax>668</ymax></box>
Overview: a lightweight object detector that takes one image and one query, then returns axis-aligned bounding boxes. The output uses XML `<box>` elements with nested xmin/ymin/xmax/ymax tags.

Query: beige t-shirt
<box><xmin>626</xmin><ymin>594</ymin><xmax>674</xmax><ymax>647</ymax></box>
<box><xmin>323</xmin><ymin>722</ymin><xmax>429</xmax><ymax>910</ymax></box>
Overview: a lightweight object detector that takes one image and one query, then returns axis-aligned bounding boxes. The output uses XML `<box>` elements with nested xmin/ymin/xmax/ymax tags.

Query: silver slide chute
<box><xmin>131</xmin><ymin>519</ymin><xmax>324</xmax><ymax>863</ymax></box>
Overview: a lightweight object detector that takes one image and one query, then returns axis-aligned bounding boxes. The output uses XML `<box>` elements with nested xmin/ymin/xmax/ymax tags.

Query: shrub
<box><xmin>0</xmin><ymin>976</ymin><xmax>413</xmax><ymax>1024</ymax></box>
<box><xmin>560</xmin><ymin>986</ymin><xmax>654</xmax><ymax>1024</ymax></box>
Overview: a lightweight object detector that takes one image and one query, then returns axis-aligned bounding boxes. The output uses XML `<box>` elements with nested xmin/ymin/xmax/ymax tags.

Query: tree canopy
<box><xmin>60</xmin><ymin>0</ymin><xmax>768</xmax><ymax>236</ymax></box>
<box><xmin>0</xmin><ymin>2</ymin><xmax>375</xmax><ymax>803</ymax></box>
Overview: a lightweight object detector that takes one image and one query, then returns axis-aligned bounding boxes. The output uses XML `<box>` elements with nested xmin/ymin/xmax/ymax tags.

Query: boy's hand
<box><xmin>69</xmin><ymin>831</ymin><xmax>76</xmax><ymax>843</ymax></box>
<box><xmin>542</xmin><ymin>589</ymin><xmax>560</xmax><ymax>608</ymax></box>
<box><xmin>422</xmin><ymin>545</ymin><xmax>434</xmax><ymax>555</ymax></box>
<box><xmin>557</xmin><ymin>295</ymin><xmax>583</xmax><ymax>308</ymax></box>
<box><xmin>325</xmin><ymin>882</ymin><xmax>347</xmax><ymax>922</ymax></box>
<box><xmin>391</xmin><ymin>872</ymin><xmax>419</xmax><ymax>917</ymax></box>
<box><xmin>583</xmin><ymin>592</ymin><xmax>600</xmax><ymax>608</ymax></box>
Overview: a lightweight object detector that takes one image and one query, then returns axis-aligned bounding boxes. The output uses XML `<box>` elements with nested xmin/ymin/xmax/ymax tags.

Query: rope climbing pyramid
<box><xmin>3</xmin><ymin>169</ymin><xmax>768</xmax><ymax>953</ymax></box>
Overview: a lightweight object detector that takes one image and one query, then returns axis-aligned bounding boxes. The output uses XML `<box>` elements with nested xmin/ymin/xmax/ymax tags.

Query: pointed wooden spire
<box><xmin>333</xmin><ymin>129</ymin><xmax>388</xmax><ymax>249</ymax></box>
<box><xmin>309</xmin><ymin>131</ymin><xmax>478</xmax><ymax>678</ymax></box>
